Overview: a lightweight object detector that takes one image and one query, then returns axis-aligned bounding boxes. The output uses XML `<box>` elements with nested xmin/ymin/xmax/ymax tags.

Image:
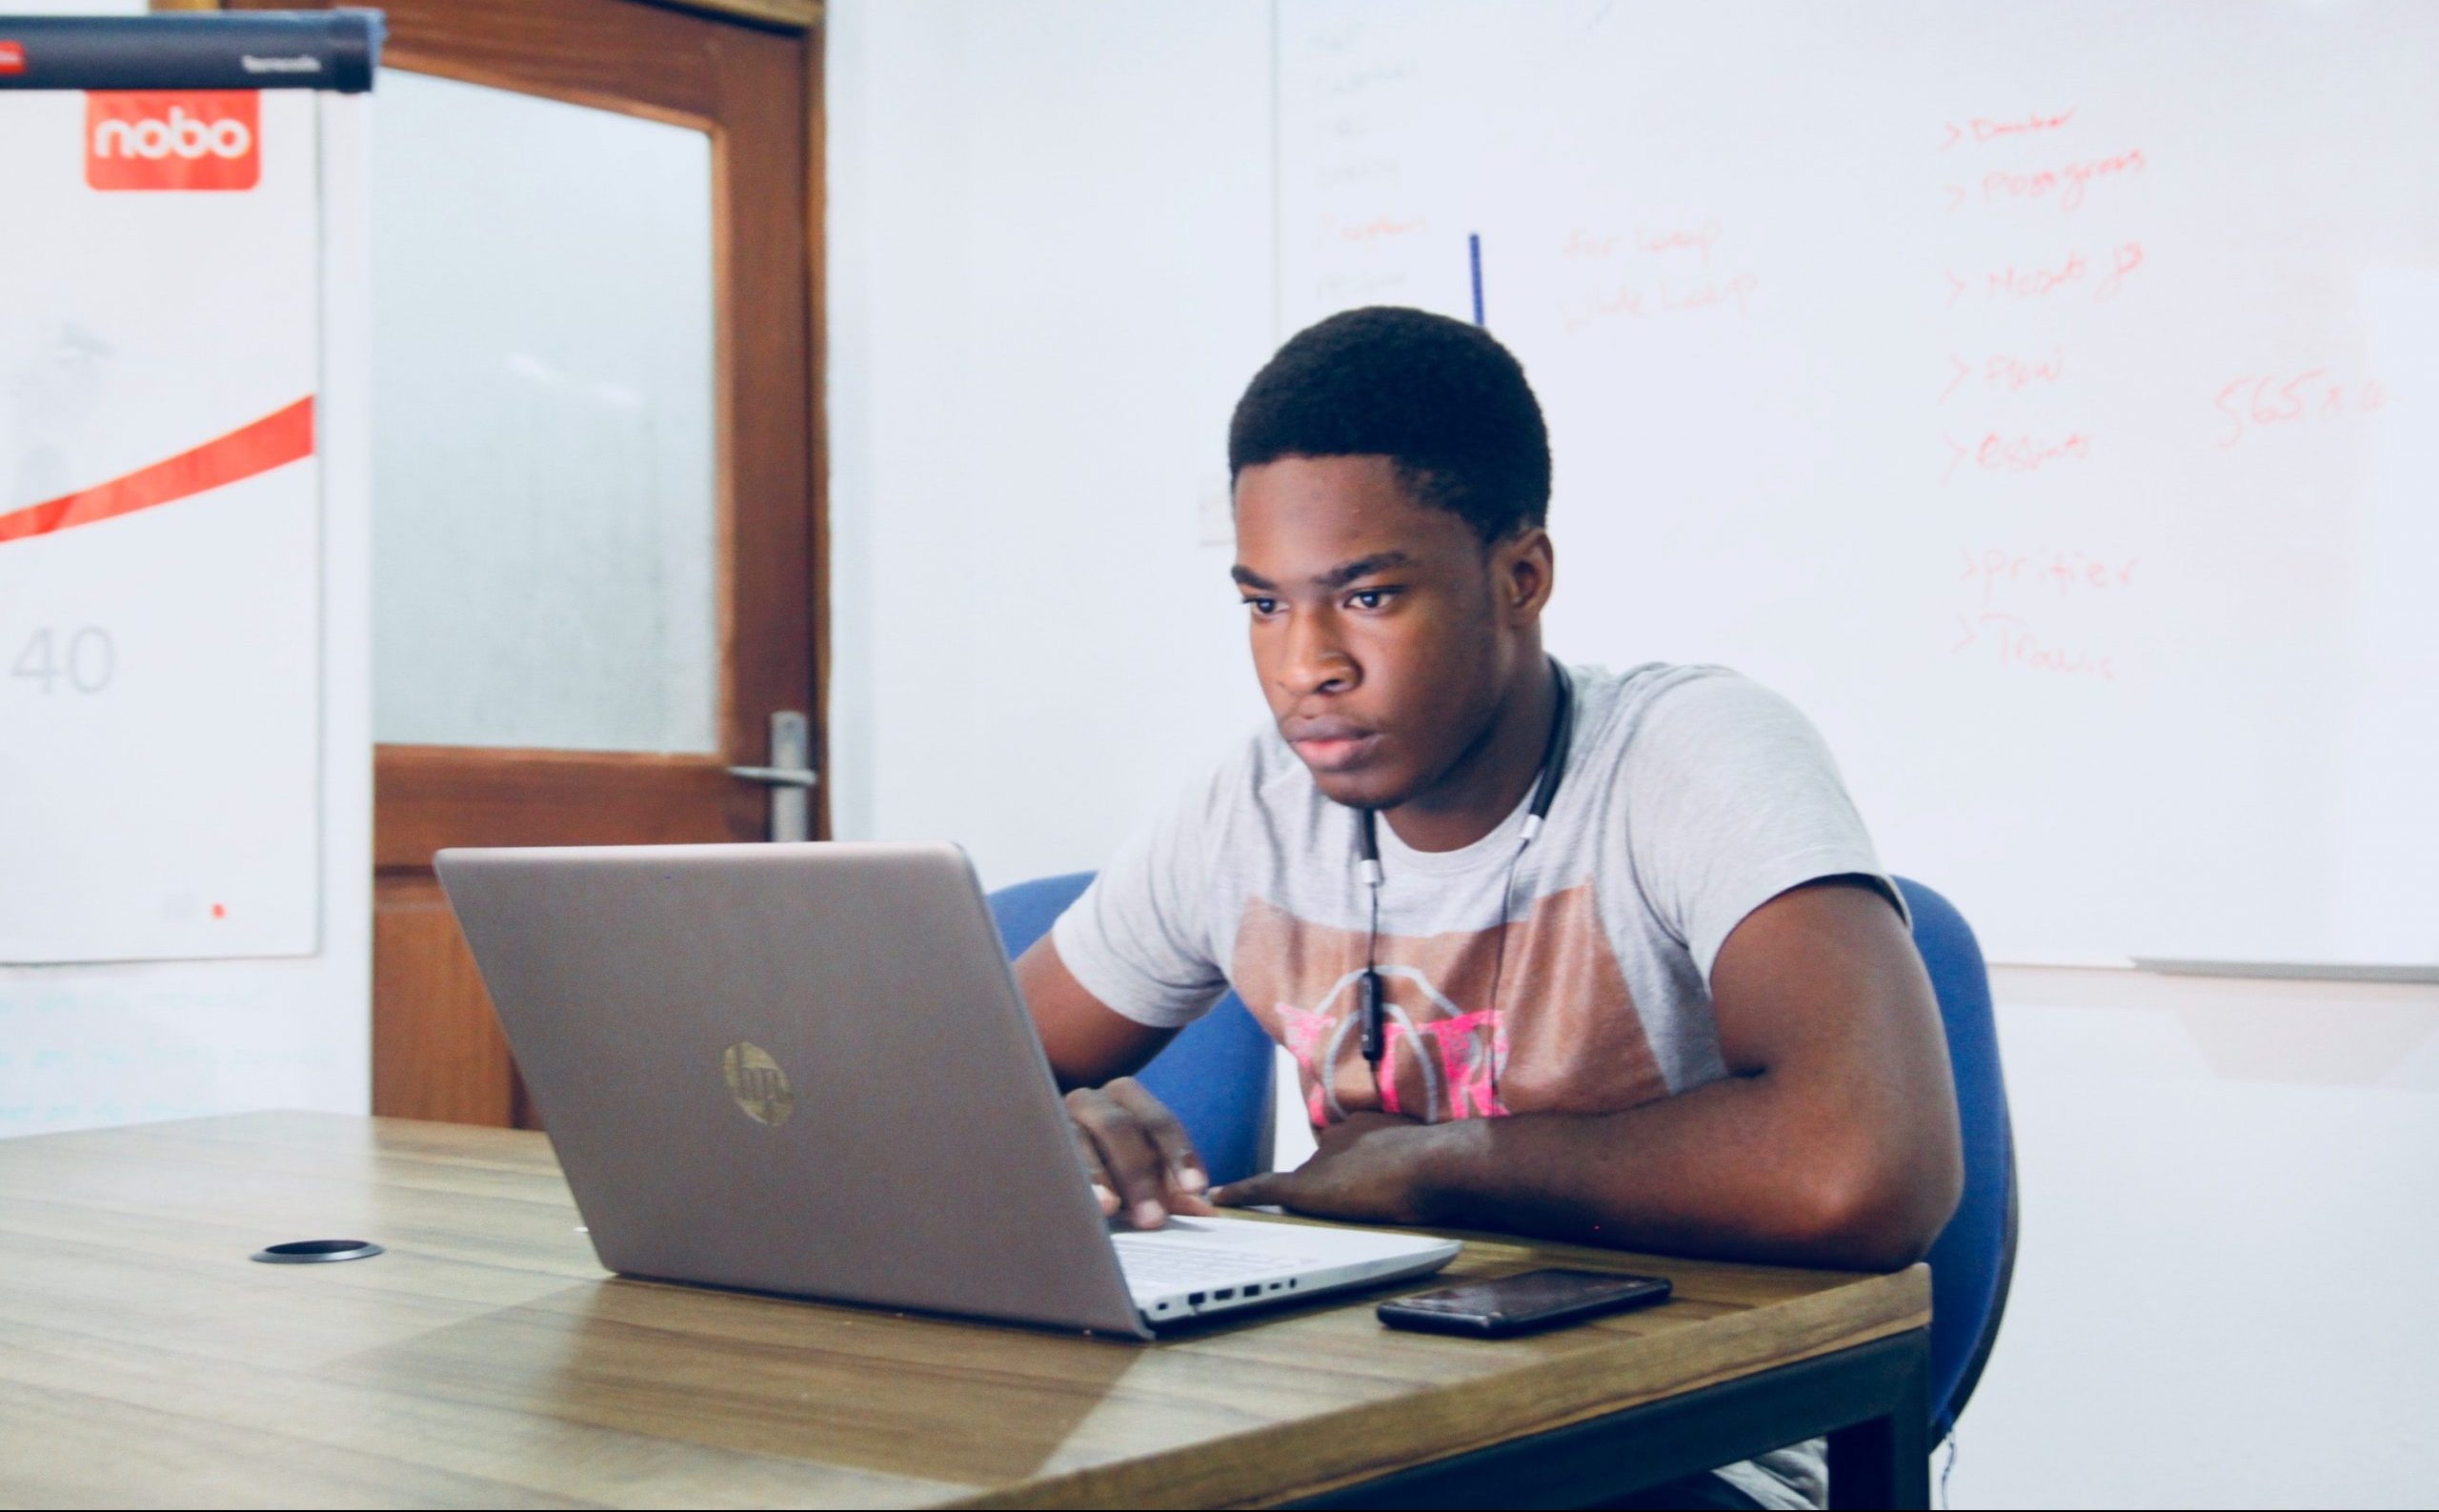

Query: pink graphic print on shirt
<box><xmin>1231</xmin><ymin>883</ymin><xmax>1670</xmax><ymax>1128</ymax></box>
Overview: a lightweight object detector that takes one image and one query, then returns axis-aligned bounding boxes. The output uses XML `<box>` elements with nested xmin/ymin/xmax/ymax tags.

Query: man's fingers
<box><xmin>1104</xmin><ymin>1078</ymin><xmax>1211</xmax><ymax>1197</ymax></box>
<box><xmin>1068</xmin><ymin>1119</ymin><xmax>1119</xmax><ymax>1217</ymax></box>
<box><xmin>1064</xmin><ymin>1087</ymin><xmax>1170</xmax><ymax>1229</ymax></box>
<box><xmin>1210</xmin><ymin>1171</ymin><xmax>1290</xmax><ymax>1209</ymax></box>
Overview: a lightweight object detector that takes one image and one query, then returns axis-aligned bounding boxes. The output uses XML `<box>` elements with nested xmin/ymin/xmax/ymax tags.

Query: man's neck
<box><xmin>1381</xmin><ymin>652</ymin><xmax>1559</xmax><ymax>855</ymax></box>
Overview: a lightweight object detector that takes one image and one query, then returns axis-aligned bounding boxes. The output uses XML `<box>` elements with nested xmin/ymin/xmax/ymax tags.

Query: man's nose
<box><xmin>1278</xmin><ymin>610</ymin><xmax>1357</xmax><ymax>698</ymax></box>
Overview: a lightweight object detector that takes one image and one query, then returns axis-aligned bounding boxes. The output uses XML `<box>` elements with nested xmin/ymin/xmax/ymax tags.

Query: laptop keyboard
<box><xmin>1109</xmin><ymin>1235</ymin><xmax>1315</xmax><ymax>1290</ymax></box>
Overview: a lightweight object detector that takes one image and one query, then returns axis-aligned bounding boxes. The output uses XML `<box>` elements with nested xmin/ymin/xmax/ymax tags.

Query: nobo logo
<box><xmin>722</xmin><ymin>1041</ymin><xmax>796</xmax><ymax>1128</ymax></box>
<box><xmin>86</xmin><ymin>91</ymin><xmax>260</xmax><ymax>192</ymax></box>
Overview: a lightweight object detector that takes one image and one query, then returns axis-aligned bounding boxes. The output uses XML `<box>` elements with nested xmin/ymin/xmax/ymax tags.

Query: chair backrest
<box><xmin>988</xmin><ymin>870</ymin><xmax>2015</xmax><ymax>1436</ymax></box>
<box><xmin>986</xmin><ymin>872</ymin><xmax>1275</xmax><ymax>1185</ymax></box>
<box><xmin>1893</xmin><ymin>876</ymin><xmax>2018</xmax><ymax>1441</ymax></box>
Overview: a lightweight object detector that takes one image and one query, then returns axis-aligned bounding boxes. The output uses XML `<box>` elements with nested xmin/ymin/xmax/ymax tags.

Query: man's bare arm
<box><xmin>1216</xmin><ymin>879</ymin><xmax>1965</xmax><ymax>1271</ymax></box>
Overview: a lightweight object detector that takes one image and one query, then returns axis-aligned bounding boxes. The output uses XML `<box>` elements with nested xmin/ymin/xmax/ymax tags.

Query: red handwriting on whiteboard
<box><xmin>1324</xmin><ymin>214</ymin><xmax>1428</xmax><ymax>245</ymax></box>
<box><xmin>2212</xmin><ymin>371</ymin><xmax>2389</xmax><ymax>448</ymax></box>
<box><xmin>1944</xmin><ymin>432</ymin><xmax>2093</xmax><ymax>481</ymax></box>
<box><xmin>2095</xmin><ymin>241</ymin><xmax>2145</xmax><ymax>300</ymax></box>
<box><xmin>1323</xmin><ymin>63</ymin><xmax>1418</xmax><ymax>99</ymax></box>
<box><xmin>1940</xmin><ymin>109</ymin><xmax>2077</xmax><ymax>150</ymax></box>
<box><xmin>1964</xmin><ymin>242</ymin><xmax>2144</xmax><ymax>304</ymax></box>
<box><xmin>1978</xmin><ymin>149</ymin><xmax>2147</xmax><ymax>212</ymax></box>
<box><xmin>1958</xmin><ymin>547</ymin><xmax>2138</xmax><ymax>609</ymax></box>
<box><xmin>1943</xmin><ymin>349</ymin><xmax>2067</xmax><ymax>402</ymax></box>
<box><xmin>1985</xmin><ymin>252</ymin><xmax>2086</xmax><ymax>299</ymax></box>
<box><xmin>1316</xmin><ymin>156</ymin><xmax>1401</xmax><ymax>190</ymax></box>
<box><xmin>1562</xmin><ymin>273</ymin><xmax>1757</xmax><ymax>333</ymax></box>
<box><xmin>1639</xmin><ymin>222</ymin><xmax>1722</xmax><ymax>262</ymax></box>
<box><xmin>1565</xmin><ymin>283</ymin><xmax>1644</xmax><ymax>327</ymax></box>
<box><xmin>1563</xmin><ymin>221</ymin><xmax>1723</xmax><ymax>263</ymax></box>
<box><xmin>1659</xmin><ymin>272</ymin><xmax>1757</xmax><ymax>314</ymax></box>
<box><xmin>1316</xmin><ymin>269</ymin><xmax>1409</xmax><ymax>303</ymax></box>
<box><xmin>1950</xmin><ymin>612</ymin><xmax>2118</xmax><ymax>680</ymax></box>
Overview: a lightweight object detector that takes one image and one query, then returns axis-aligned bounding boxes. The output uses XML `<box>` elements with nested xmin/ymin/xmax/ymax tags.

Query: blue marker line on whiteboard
<box><xmin>1469</xmin><ymin>232</ymin><xmax>1485</xmax><ymax>326</ymax></box>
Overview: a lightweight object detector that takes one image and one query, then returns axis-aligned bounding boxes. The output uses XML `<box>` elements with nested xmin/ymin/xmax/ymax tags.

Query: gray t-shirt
<box><xmin>1053</xmin><ymin>660</ymin><xmax>1900</xmax><ymax>1512</ymax></box>
<box><xmin>1054</xmin><ymin>661</ymin><xmax>1899</xmax><ymax>1127</ymax></box>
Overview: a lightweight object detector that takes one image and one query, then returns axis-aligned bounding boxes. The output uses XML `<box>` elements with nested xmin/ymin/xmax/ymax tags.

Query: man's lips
<box><xmin>1285</xmin><ymin>719</ymin><xmax>1381</xmax><ymax>773</ymax></box>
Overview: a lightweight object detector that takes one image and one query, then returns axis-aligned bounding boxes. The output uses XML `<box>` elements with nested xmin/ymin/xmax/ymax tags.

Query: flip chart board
<box><xmin>1279</xmin><ymin>0</ymin><xmax>2439</xmax><ymax>968</ymax></box>
<box><xmin>0</xmin><ymin>70</ymin><xmax>325</xmax><ymax>962</ymax></box>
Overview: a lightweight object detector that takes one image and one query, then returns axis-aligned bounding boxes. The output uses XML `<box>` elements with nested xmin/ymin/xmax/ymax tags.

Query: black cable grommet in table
<box><xmin>250</xmin><ymin>1240</ymin><xmax>385</xmax><ymax>1264</ymax></box>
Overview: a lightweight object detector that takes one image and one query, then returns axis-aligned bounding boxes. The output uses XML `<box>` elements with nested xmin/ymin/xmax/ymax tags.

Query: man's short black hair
<box><xmin>1228</xmin><ymin>306</ymin><xmax>1552</xmax><ymax>545</ymax></box>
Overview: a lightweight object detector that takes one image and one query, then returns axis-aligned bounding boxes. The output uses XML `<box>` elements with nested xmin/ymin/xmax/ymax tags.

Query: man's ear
<box><xmin>1496</xmin><ymin>528</ymin><xmax>1555</xmax><ymax>624</ymax></box>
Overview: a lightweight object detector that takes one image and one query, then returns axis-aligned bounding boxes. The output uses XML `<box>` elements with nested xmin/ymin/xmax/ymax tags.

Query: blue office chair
<box><xmin>987</xmin><ymin>870</ymin><xmax>2015</xmax><ymax>1439</ymax></box>
<box><xmin>1893</xmin><ymin>876</ymin><xmax>2018</xmax><ymax>1442</ymax></box>
<box><xmin>987</xmin><ymin>872</ymin><xmax>1275</xmax><ymax>1185</ymax></box>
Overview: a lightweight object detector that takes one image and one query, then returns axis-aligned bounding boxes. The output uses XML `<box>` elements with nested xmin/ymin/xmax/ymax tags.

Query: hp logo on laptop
<box><xmin>721</xmin><ymin>1041</ymin><xmax>796</xmax><ymax>1128</ymax></box>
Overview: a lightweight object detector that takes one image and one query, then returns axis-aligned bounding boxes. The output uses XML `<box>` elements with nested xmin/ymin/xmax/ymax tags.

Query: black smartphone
<box><xmin>1376</xmin><ymin>1267</ymin><xmax>1672</xmax><ymax>1339</ymax></box>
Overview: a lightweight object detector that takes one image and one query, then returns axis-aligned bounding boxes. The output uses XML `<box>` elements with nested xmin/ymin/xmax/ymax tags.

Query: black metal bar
<box><xmin>1295</xmin><ymin>1329</ymin><xmax>1930</xmax><ymax>1510</ymax></box>
<box><xmin>0</xmin><ymin>11</ymin><xmax>383</xmax><ymax>93</ymax></box>
<box><xmin>1827</xmin><ymin>1330</ymin><xmax>1929</xmax><ymax>1510</ymax></box>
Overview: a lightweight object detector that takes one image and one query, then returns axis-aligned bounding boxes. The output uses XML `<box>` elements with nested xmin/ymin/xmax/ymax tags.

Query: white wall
<box><xmin>823</xmin><ymin>0</ymin><xmax>1277</xmax><ymax>887</ymax></box>
<box><xmin>1951</xmin><ymin>968</ymin><xmax>2439</xmax><ymax>1510</ymax></box>
<box><xmin>823</xmin><ymin>5</ymin><xmax>2437</xmax><ymax>1507</ymax></box>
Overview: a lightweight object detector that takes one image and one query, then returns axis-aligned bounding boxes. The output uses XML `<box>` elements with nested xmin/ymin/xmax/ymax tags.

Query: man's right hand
<box><xmin>1014</xmin><ymin>936</ymin><xmax>1216</xmax><ymax>1228</ymax></box>
<box><xmin>1064</xmin><ymin>1077</ymin><xmax>1217</xmax><ymax>1229</ymax></box>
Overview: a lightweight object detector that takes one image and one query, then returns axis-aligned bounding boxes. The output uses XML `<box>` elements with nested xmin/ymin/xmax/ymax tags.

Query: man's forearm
<box><xmin>1402</xmin><ymin>1073</ymin><xmax>1955</xmax><ymax>1270</ymax></box>
<box><xmin>1212</xmin><ymin>887</ymin><xmax>1965</xmax><ymax>1266</ymax></box>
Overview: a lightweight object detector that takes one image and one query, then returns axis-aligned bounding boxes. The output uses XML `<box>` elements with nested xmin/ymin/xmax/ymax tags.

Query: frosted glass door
<box><xmin>333</xmin><ymin>0</ymin><xmax>816</xmax><ymax>1132</ymax></box>
<box><xmin>370</xmin><ymin>71</ymin><xmax>717</xmax><ymax>754</ymax></box>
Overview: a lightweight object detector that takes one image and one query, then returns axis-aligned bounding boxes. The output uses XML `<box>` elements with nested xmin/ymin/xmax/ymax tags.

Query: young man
<box><xmin>1016</xmin><ymin>308</ymin><xmax>1962</xmax><ymax>1507</ymax></box>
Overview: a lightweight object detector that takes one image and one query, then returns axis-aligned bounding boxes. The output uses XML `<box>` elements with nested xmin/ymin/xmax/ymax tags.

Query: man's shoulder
<box><xmin>1569</xmin><ymin>661</ymin><xmax>1851</xmax><ymax>824</ymax></box>
<box><xmin>1571</xmin><ymin>660</ymin><xmax>1804</xmax><ymax>756</ymax></box>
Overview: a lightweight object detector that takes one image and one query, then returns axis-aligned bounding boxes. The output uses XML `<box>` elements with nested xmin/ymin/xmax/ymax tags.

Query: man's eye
<box><xmin>1350</xmin><ymin>590</ymin><xmax>1390</xmax><ymax>610</ymax></box>
<box><xmin>1243</xmin><ymin>597</ymin><xmax>1279</xmax><ymax>615</ymax></box>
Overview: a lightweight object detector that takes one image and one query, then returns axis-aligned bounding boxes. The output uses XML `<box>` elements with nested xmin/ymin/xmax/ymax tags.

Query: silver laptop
<box><xmin>435</xmin><ymin>840</ymin><xmax>1459</xmax><ymax>1339</ymax></box>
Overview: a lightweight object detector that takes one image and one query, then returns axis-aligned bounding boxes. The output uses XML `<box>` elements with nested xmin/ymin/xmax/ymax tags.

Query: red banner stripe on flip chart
<box><xmin>0</xmin><ymin>394</ymin><xmax>315</xmax><ymax>547</ymax></box>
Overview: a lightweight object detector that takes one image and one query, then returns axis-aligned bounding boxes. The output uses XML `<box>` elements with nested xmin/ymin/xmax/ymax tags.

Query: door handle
<box><xmin>726</xmin><ymin>766</ymin><xmax>816</xmax><ymax>787</ymax></box>
<box><xmin>727</xmin><ymin>710</ymin><xmax>816</xmax><ymax>841</ymax></box>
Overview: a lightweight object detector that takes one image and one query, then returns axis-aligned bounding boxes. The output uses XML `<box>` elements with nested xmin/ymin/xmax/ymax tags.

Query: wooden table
<box><xmin>0</xmin><ymin>1114</ymin><xmax>1930</xmax><ymax>1508</ymax></box>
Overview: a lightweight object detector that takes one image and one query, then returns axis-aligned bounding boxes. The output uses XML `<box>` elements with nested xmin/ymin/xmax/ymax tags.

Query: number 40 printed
<box><xmin>10</xmin><ymin>626</ymin><xmax>116</xmax><ymax>694</ymax></box>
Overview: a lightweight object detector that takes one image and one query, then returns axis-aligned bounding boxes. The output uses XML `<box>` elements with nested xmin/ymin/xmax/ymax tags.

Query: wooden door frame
<box><xmin>191</xmin><ymin>0</ymin><xmax>831</xmax><ymax>1126</ymax></box>
<box><xmin>177</xmin><ymin>0</ymin><xmax>833</xmax><ymax>849</ymax></box>
<box><xmin>361</xmin><ymin>0</ymin><xmax>833</xmax><ymax>857</ymax></box>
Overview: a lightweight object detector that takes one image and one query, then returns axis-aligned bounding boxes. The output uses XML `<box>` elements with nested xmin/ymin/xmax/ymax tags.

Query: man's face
<box><xmin>1232</xmin><ymin>454</ymin><xmax>1539</xmax><ymax>811</ymax></box>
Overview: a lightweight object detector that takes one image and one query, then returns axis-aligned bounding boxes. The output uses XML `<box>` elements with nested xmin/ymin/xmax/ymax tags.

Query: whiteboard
<box><xmin>0</xmin><ymin>88</ymin><xmax>322</xmax><ymax>963</ymax></box>
<box><xmin>1278</xmin><ymin>0</ymin><xmax>2439</xmax><ymax>967</ymax></box>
